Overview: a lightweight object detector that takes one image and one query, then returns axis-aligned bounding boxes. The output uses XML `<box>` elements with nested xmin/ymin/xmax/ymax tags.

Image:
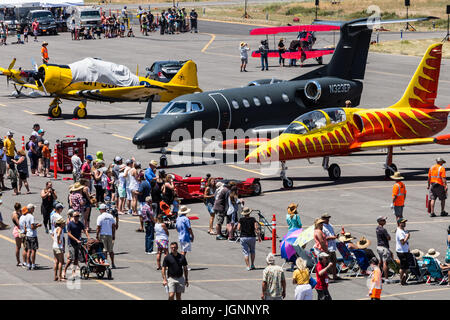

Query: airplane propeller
<box><xmin>5</xmin><ymin>58</ymin><xmax>16</xmax><ymax>87</ymax></box>
<box><xmin>31</xmin><ymin>58</ymin><xmax>48</xmax><ymax>95</ymax></box>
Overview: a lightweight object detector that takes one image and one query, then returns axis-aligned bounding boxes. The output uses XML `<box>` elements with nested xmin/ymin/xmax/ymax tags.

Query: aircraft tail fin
<box><xmin>168</xmin><ymin>60</ymin><xmax>200</xmax><ymax>89</ymax></box>
<box><xmin>391</xmin><ymin>43</ymin><xmax>442</xmax><ymax>109</ymax></box>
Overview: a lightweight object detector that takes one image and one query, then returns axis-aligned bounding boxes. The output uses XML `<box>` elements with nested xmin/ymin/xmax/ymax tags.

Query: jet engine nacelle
<box><xmin>303</xmin><ymin>78</ymin><xmax>363</xmax><ymax>107</ymax></box>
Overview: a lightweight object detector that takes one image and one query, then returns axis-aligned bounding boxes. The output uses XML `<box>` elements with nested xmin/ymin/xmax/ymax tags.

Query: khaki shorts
<box><xmin>377</xmin><ymin>246</ymin><xmax>391</xmax><ymax>262</ymax></box>
<box><xmin>430</xmin><ymin>183</ymin><xmax>447</xmax><ymax>201</ymax></box>
<box><xmin>168</xmin><ymin>276</ymin><xmax>185</xmax><ymax>293</ymax></box>
<box><xmin>100</xmin><ymin>235</ymin><xmax>114</xmax><ymax>252</ymax></box>
<box><xmin>53</xmin><ymin>248</ymin><xmax>64</xmax><ymax>255</ymax></box>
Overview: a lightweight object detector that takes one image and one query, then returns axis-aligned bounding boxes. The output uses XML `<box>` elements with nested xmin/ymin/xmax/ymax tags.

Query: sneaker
<box><xmin>27</xmin><ymin>264</ymin><xmax>31</xmax><ymax>270</ymax></box>
<box><xmin>250</xmin><ymin>265</ymin><xmax>255</xmax><ymax>270</ymax></box>
<box><xmin>246</xmin><ymin>267</ymin><xmax>251</xmax><ymax>271</ymax></box>
<box><xmin>31</xmin><ymin>264</ymin><xmax>36</xmax><ymax>270</ymax></box>
<box><xmin>440</xmin><ymin>211</ymin><xmax>448</xmax><ymax>216</ymax></box>
<box><xmin>111</xmin><ymin>264</ymin><xmax>117</xmax><ymax>269</ymax></box>
<box><xmin>45</xmin><ymin>227</ymin><xmax>49</xmax><ymax>234</ymax></box>
<box><xmin>148</xmin><ymin>251</ymin><xmax>157</xmax><ymax>255</ymax></box>
<box><xmin>430</xmin><ymin>213</ymin><xmax>436</xmax><ymax>217</ymax></box>
<box><xmin>228</xmin><ymin>238</ymin><xmax>236</xmax><ymax>242</ymax></box>
<box><xmin>216</xmin><ymin>235</ymin><xmax>227</xmax><ymax>240</ymax></box>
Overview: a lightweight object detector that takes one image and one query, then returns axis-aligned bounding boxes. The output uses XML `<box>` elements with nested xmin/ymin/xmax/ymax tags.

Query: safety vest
<box><xmin>41</xmin><ymin>47</ymin><xmax>48</xmax><ymax>60</ymax></box>
<box><xmin>428</xmin><ymin>164</ymin><xmax>446</xmax><ymax>186</ymax></box>
<box><xmin>392</xmin><ymin>181</ymin><xmax>406</xmax><ymax>206</ymax></box>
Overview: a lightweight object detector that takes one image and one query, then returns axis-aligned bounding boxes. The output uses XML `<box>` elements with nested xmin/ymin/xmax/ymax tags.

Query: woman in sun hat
<box><xmin>292</xmin><ymin>257</ymin><xmax>313</xmax><ymax>300</ymax></box>
<box><xmin>313</xmin><ymin>218</ymin><xmax>328</xmax><ymax>257</ymax></box>
<box><xmin>356</xmin><ymin>236</ymin><xmax>376</xmax><ymax>261</ymax></box>
<box><xmin>239</xmin><ymin>41</ymin><xmax>250</xmax><ymax>72</ymax></box>
<box><xmin>286</xmin><ymin>203</ymin><xmax>302</xmax><ymax>230</ymax></box>
<box><xmin>237</xmin><ymin>207</ymin><xmax>261</xmax><ymax>270</ymax></box>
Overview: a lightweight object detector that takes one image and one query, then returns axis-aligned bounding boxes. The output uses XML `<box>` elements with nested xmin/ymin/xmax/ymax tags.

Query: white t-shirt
<box><xmin>395</xmin><ymin>228</ymin><xmax>409</xmax><ymax>253</ymax></box>
<box><xmin>119</xmin><ymin>172</ymin><xmax>126</xmax><ymax>188</ymax></box>
<box><xmin>322</xmin><ymin>223</ymin><xmax>337</xmax><ymax>252</ymax></box>
<box><xmin>50</xmin><ymin>211</ymin><xmax>62</xmax><ymax>235</ymax></box>
<box><xmin>97</xmin><ymin>212</ymin><xmax>115</xmax><ymax>236</ymax></box>
<box><xmin>71</xmin><ymin>155</ymin><xmax>82</xmax><ymax>173</ymax></box>
<box><xmin>21</xmin><ymin>214</ymin><xmax>37</xmax><ymax>237</ymax></box>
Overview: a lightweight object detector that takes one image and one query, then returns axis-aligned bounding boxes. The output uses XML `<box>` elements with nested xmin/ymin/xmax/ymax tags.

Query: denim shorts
<box><xmin>240</xmin><ymin>237</ymin><xmax>256</xmax><ymax>256</ymax></box>
<box><xmin>205</xmin><ymin>202</ymin><xmax>214</xmax><ymax>215</ymax></box>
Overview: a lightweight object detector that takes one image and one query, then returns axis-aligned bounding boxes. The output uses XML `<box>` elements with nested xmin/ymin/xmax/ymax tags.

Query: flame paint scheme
<box><xmin>244</xmin><ymin>43</ymin><xmax>450</xmax><ymax>187</ymax></box>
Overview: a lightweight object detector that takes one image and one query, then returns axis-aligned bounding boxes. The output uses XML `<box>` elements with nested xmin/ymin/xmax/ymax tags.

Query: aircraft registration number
<box><xmin>329</xmin><ymin>83</ymin><xmax>351</xmax><ymax>94</ymax></box>
<box><xmin>83</xmin><ymin>82</ymin><xmax>118</xmax><ymax>88</ymax></box>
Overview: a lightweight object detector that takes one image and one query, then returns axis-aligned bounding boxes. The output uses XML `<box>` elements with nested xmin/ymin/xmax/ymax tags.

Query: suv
<box><xmin>145</xmin><ymin>61</ymin><xmax>186</xmax><ymax>83</ymax></box>
<box><xmin>26</xmin><ymin>10</ymin><xmax>57</xmax><ymax>35</ymax></box>
<box><xmin>67</xmin><ymin>7</ymin><xmax>101</xmax><ymax>31</ymax></box>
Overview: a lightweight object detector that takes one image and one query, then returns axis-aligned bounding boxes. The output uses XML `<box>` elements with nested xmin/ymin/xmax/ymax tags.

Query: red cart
<box><xmin>50</xmin><ymin>137</ymin><xmax>88</xmax><ymax>173</ymax></box>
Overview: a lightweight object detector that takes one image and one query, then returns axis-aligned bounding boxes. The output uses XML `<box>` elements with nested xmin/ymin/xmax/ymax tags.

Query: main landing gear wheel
<box><xmin>385</xmin><ymin>163</ymin><xmax>397</xmax><ymax>178</ymax></box>
<box><xmin>316</xmin><ymin>56</ymin><xmax>323</xmax><ymax>65</ymax></box>
<box><xmin>48</xmin><ymin>105</ymin><xmax>61</xmax><ymax>118</ymax></box>
<box><xmin>73</xmin><ymin>107</ymin><xmax>87</xmax><ymax>119</ymax></box>
<box><xmin>159</xmin><ymin>156</ymin><xmax>168</xmax><ymax>168</ymax></box>
<box><xmin>328</xmin><ymin>163</ymin><xmax>341</xmax><ymax>180</ymax></box>
<box><xmin>282</xmin><ymin>178</ymin><xmax>293</xmax><ymax>189</ymax></box>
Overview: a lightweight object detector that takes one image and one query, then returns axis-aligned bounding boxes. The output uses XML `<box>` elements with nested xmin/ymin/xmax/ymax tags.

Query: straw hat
<box><xmin>321</xmin><ymin>213</ymin><xmax>331</xmax><ymax>219</ymax></box>
<box><xmin>411</xmin><ymin>249</ymin><xmax>424</xmax><ymax>260</ymax></box>
<box><xmin>338</xmin><ymin>232</ymin><xmax>356</xmax><ymax>243</ymax></box>
<box><xmin>315</xmin><ymin>218</ymin><xmax>327</xmax><ymax>227</ymax></box>
<box><xmin>390</xmin><ymin>172</ymin><xmax>404</xmax><ymax>180</ymax></box>
<box><xmin>241</xmin><ymin>207</ymin><xmax>253</xmax><ymax>216</ymax></box>
<box><xmin>42</xmin><ymin>41</ymin><xmax>48</xmax><ymax>46</ymax></box>
<box><xmin>55</xmin><ymin>217</ymin><xmax>65</xmax><ymax>226</ymax></box>
<box><xmin>356</xmin><ymin>236</ymin><xmax>371</xmax><ymax>249</ymax></box>
<box><xmin>179</xmin><ymin>205</ymin><xmax>191</xmax><ymax>215</ymax></box>
<box><xmin>295</xmin><ymin>257</ymin><xmax>306</xmax><ymax>270</ymax></box>
<box><xmin>425</xmin><ymin>248</ymin><xmax>440</xmax><ymax>258</ymax></box>
<box><xmin>240</xmin><ymin>42</ymin><xmax>245</xmax><ymax>46</ymax></box>
<box><xmin>287</xmin><ymin>203</ymin><xmax>298</xmax><ymax>215</ymax></box>
<box><xmin>150</xmin><ymin>160</ymin><xmax>158</xmax><ymax>167</ymax></box>
<box><xmin>69</xmin><ymin>182</ymin><xmax>84</xmax><ymax>192</ymax></box>
<box><xmin>436</xmin><ymin>157</ymin><xmax>446</xmax><ymax>164</ymax></box>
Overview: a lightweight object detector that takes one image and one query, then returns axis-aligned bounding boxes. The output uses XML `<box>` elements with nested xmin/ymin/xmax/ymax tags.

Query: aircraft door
<box><xmin>208</xmin><ymin>93</ymin><xmax>232</xmax><ymax>131</ymax></box>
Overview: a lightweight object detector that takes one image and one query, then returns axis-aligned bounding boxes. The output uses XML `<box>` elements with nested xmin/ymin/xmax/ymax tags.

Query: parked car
<box><xmin>145</xmin><ymin>60</ymin><xmax>187</xmax><ymax>83</ymax></box>
<box><xmin>25</xmin><ymin>10</ymin><xmax>57</xmax><ymax>35</ymax></box>
<box><xmin>67</xmin><ymin>7</ymin><xmax>101</xmax><ymax>31</ymax></box>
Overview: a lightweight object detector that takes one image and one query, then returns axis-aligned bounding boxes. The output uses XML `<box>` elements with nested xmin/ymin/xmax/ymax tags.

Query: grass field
<box><xmin>370</xmin><ymin>38</ymin><xmax>450</xmax><ymax>58</ymax></box>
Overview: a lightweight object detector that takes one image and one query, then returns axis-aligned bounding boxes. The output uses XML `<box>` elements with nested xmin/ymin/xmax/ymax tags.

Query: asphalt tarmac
<box><xmin>0</xmin><ymin>21</ymin><xmax>449</xmax><ymax>300</ymax></box>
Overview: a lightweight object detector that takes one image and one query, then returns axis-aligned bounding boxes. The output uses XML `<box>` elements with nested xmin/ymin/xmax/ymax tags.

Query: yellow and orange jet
<box><xmin>243</xmin><ymin>43</ymin><xmax>450</xmax><ymax>188</ymax></box>
<box><xmin>0</xmin><ymin>58</ymin><xmax>201</xmax><ymax>119</ymax></box>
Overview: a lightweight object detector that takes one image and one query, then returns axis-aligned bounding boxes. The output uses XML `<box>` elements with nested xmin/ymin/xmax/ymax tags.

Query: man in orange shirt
<box><xmin>428</xmin><ymin>157</ymin><xmax>448</xmax><ymax>217</ymax></box>
<box><xmin>41</xmin><ymin>41</ymin><xmax>49</xmax><ymax>64</ymax></box>
<box><xmin>391</xmin><ymin>172</ymin><xmax>406</xmax><ymax>219</ymax></box>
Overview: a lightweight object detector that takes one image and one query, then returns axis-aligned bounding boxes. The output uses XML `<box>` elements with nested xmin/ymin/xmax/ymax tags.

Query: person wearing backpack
<box><xmin>213</xmin><ymin>182</ymin><xmax>230</xmax><ymax>240</ymax></box>
<box><xmin>26</xmin><ymin>135</ymin><xmax>39</xmax><ymax>176</ymax></box>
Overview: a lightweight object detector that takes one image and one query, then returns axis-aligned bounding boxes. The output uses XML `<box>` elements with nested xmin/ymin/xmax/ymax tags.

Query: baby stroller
<box><xmin>79</xmin><ymin>238</ymin><xmax>112</xmax><ymax>280</ymax></box>
<box><xmin>160</xmin><ymin>201</ymin><xmax>177</xmax><ymax>229</ymax></box>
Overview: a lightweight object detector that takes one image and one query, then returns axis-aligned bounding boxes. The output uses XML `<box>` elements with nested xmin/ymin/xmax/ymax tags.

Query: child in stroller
<box><xmin>85</xmin><ymin>239</ymin><xmax>109</xmax><ymax>266</ymax></box>
<box><xmin>160</xmin><ymin>200</ymin><xmax>178</xmax><ymax>229</ymax></box>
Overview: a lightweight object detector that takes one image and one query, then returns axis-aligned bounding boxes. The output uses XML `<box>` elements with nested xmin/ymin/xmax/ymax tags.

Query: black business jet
<box><xmin>133</xmin><ymin>17</ymin><xmax>435</xmax><ymax>167</ymax></box>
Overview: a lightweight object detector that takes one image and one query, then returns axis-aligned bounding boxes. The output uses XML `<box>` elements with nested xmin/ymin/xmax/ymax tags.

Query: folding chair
<box><xmin>336</xmin><ymin>242</ymin><xmax>359</xmax><ymax>277</ymax></box>
<box><xmin>351</xmin><ymin>249</ymin><xmax>370</xmax><ymax>277</ymax></box>
<box><xmin>422</xmin><ymin>257</ymin><xmax>448</xmax><ymax>285</ymax></box>
<box><xmin>406</xmin><ymin>255</ymin><xmax>427</xmax><ymax>283</ymax></box>
<box><xmin>309</xmin><ymin>248</ymin><xmax>319</xmax><ymax>274</ymax></box>
<box><xmin>387</xmin><ymin>258</ymin><xmax>400</xmax><ymax>280</ymax></box>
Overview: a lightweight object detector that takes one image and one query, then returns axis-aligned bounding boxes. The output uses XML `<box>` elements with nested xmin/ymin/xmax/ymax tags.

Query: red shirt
<box><xmin>81</xmin><ymin>162</ymin><xmax>91</xmax><ymax>179</ymax></box>
<box><xmin>315</xmin><ymin>261</ymin><xmax>328</xmax><ymax>290</ymax></box>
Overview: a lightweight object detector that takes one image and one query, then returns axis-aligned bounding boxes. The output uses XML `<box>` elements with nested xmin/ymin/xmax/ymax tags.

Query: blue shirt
<box><xmin>286</xmin><ymin>213</ymin><xmax>302</xmax><ymax>230</ymax></box>
<box><xmin>137</xmin><ymin>180</ymin><xmax>151</xmax><ymax>203</ymax></box>
<box><xmin>176</xmin><ymin>215</ymin><xmax>191</xmax><ymax>243</ymax></box>
<box><xmin>145</xmin><ymin>168</ymin><xmax>156</xmax><ymax>184</ymax></box>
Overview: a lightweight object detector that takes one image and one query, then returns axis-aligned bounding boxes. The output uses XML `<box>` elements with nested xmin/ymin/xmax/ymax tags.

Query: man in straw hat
<box><xmin>427</xmin><ymin>157</ymin><xmax>448</xmax><ymax>217</ymax></box>
<box><xmin>395</xmin><ymin>218</ymin><xmax>412</xmax><ymax>285</ymax></box>
<box><xmin>338</xmin><ymin>232</ymin><xmax>357</xmax><ymax>249</ymax></box>
<box><xmin>41</xmin><ymin>41</ymin><xmax>49</xmax><ymax>64</ymax></box>
<box><xmin>261</xmin><ymin>253</ymin><xmax>286</xmax><ymax>300</ymax></box>
<box><xmin>391</xmin><ymin>172</ymin><xmax>407</xmax><ymax>219</ymax></box>
<box><xmin>375</xmin><ymin>216</ymin><xmax>393</xmax><ymax>283</ymax></box>
<box><xmin>321</xmin><ymin>213</ymin><xmax>341</xmax><ymax>281</ymax></box>
<box><xmin>176</xmin><ymin>205</ymin><xmax>194</xmax><ymax>258</ymax></box>
<box><xmin>145</xmin><ymin>160</ymin><xmax>158</xmax><ymax>184</ymax></box>
<box><xmin>239</xmin><ymin>42</ymin><xmax>250</xmax><ymax>72</ymax></box>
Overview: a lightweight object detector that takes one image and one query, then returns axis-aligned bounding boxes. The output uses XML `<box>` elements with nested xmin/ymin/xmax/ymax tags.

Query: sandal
<box><xmin>208</xmin><ymin>231</ymin><xmax>217</xmax><ymax>235</ymax></box>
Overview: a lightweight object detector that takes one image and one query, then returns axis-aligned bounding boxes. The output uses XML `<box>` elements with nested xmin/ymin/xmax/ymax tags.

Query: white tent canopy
<box><xmin>0</xmin><ymin>1</ymin><xmax>84</xmax><ymax>6</ymax></box>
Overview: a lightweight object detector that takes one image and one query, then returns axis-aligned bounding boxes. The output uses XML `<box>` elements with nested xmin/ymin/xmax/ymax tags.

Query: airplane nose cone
<box><xmin>132</xmin><ymin>118</ymin><xmax>171</xmax><ymax>149</ymax></box>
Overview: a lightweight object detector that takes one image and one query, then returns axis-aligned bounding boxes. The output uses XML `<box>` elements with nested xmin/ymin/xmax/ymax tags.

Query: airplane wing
<box><xmin>16</xmin><ymin>83</ymin><xmax>40</xmax><ymax>90</ymax></box>
<box><xmin>250</xmin><ymin>24</ymin><xmax>339</xmax><ymax>35</ymax></box>
<box><xmin>251</xmin><ymin>50</ymin><xmax>283</xmax><ymax>58</ymax></box>
<box><xmin>283</xmin><ymin>48</ymin><xmax>334</xmax><ymax>59</ymax></box>
<box><xmin>68</xmin><ymin>85</ymin><xmax>167</xmax><ymax>102</ymax></box>
<box><xmin>350</xmin><ymin>134</ymin><xmax>450</xmax><ymax>150</ymax></box>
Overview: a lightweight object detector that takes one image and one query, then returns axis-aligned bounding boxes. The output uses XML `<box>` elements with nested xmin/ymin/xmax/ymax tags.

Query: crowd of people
<box><xmin>0</xmin><ymin>120</ymin><xmax>449</xmax><ymax>300</ymax></box>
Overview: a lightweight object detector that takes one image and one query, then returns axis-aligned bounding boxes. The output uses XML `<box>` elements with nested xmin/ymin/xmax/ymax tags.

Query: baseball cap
<box><xmin>7</xmin><ymin>131</ymin><xmax>13</xmax><ymax>136</ymax></box>
<box><xmin>377</xmin><ymin>216</ymin><xmax>387</xmax><ymax>222</ymax></box>
<box><xmin>98</xmin><ymin>203</ymin><xmax>107</xmax><ymax>210</ymax></box>
<box><xmin>44</xmin><ymin>140</ymin><xmax>49</xmax><ymax>145</ymax></box>
<box><xmin>114</xmin><ymin>156</ymin><xmax>122</xmax><ymax>162</ymax></box>
<box><xmin>86</xmin><ymin>155</ymin><xmax>93</xmax><ymax>161</ymax></box>
<box><xmin>397</xmin><ymin>218</ymin><xmax>408</xmax><ymax>224</ymax></box>
<box><xmin>55</xmin><ymin>203</ymin><xmax>64</xmax><ymax>209</ymax></box>
<box><xmin>27</xmin><ymin>203</ymin><xmax>35</xmax><ymax>209</ymax></box>
<box><xmin>319</xmin><ymin>252</ymin><xmax>329</xmax><ymax>258</ymax></box>
<box><xmin>38</xmin><ymin>129</ymin><xmax>44</xmax><ymax>134</ymax></box>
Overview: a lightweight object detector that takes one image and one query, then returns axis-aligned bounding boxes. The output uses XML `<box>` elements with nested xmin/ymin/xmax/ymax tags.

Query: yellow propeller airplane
<box><xmin>0</xmin><ymin>58</ymin><xmax>202</xmax><ymax>119</ymax></box>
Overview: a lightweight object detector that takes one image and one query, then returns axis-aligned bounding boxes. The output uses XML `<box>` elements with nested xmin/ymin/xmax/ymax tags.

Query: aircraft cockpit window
<box><xmin>282</xmin><ymin>93</ymin><xmax>289</xmax><ymax>103</ymax></box>
<box><xmin>253</xmin><ymin>97</ymin><xmax>261</xmax><ymax>106</ymax></box>
<box><xmin>167</xmin><ymin>102</ymin><xmax>187</xmax><ymax>114</ymax></box>
<box><xmin>243</xmin><ymin>99</ymin><xmax>250</xmax><ymax>108</ymax></box>
<box><xmin>231</xmin><ymin>100</ymin><xmax>239</xmax><ymax>109</ymax></box>
<box><xmin>265</xmin><ymin>96</ymin><xmax>272</xmax><ymax>105</ymax></box>
<box><xmin>325</xmin><ymin>108</ymin><xmax>346</xmax><ymax>124</ymax></box>
<box><xmin>284</xmin><ymin>122</ymin><xmax>308</xmax><ymax>135</ymax></box>
<box><xmin>190</xmin><ymin>102</ymin><xmax>203</xmax><ymax>112</ymax></box>
<box><xmin>297</xmin><ymin>110</ymin><xmax>327</xmax><ymax>131</ymax></box>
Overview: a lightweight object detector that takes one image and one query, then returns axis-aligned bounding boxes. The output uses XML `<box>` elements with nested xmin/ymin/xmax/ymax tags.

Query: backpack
<box><xmin>26</xmin><ymin>141</ymin><xmax>32</xmax><ymax>151</ymax></box>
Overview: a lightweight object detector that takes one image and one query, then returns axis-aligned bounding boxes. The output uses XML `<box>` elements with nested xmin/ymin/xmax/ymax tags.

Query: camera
<box><xmin>104</xmin><ymin>196</ymin><xmax>118</xmax><ymax>218</ymax></box>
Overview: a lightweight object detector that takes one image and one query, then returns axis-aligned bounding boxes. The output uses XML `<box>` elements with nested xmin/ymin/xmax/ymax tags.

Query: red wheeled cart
<box><xmin>50</xmin><ymin>136</ymin><xmax>88</xmax><ymax>173</ymax></box>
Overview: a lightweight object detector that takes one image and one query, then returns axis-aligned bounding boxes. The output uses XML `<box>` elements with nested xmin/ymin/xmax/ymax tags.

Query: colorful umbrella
<box><xmin>293</xmin><ymin>225</ymin><xmax>315</xmax><ymax>248</ymax></box>
<box><xmin>280</xmin><ymin>228</ymin><xmax>303</xmax><ymax>261</ymax></box>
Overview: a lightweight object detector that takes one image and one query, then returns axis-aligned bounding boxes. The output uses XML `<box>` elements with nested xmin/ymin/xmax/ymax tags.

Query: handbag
<box><xmin>309</xmin><ymin>276</ymin><xmax>317</xmax><ymax>289</ymax></box>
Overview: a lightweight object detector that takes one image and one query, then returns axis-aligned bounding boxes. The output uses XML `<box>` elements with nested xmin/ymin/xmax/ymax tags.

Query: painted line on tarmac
<box><xmin>0</xmin><ymin>234</ymin><xmax>144</xmax><ymax>300</ymax></box>
<box><xmin>112</xmin><ymin>134</ymin><xmax>132</xmax><ymax>141</ymax></box>
<box><xmin>23</xmin><ymin>110</ymin><xmax>37</xmax><ymax>115</ymax></box>
<box><xmin>115</xmin><ymin>257</ymin><xmax>262</xmax><ymax>268</ymax></box>
<box><xmin>201</xmin><ymin>33</ymin><xmax>216</xmax><ymax>53</ymax></box>
<box><xmin>366</xmin><ymin>69</ymin><xmax>450</xmax><ymax>84</ymax></box>
<box><xmin>0</xmin><ymin>103</ymin><xmax>7</xmax><ymax>107</ymax></box>
<box><xmin>198</xmin><ymin>17</ymin><xmax>271</xmax><ymax>27</ymax></box>
<box><xmin>357</xmin><ymin>286</ymin><xmax>450</xmax><ymax>300</ymax></box>
<box><xmin>227</xmin><ymin>164</ymin><xmax>268</xmax><ymax>176</ymax></box>
<box><xmin>64</xmin><ymin>121</ymin><xmax>91</xmax><ymax>130</ymax></box>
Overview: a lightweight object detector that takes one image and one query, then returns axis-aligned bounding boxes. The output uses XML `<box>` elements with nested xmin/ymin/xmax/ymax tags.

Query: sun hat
<box><xmin>150</xmin><ymin>160</ymin><xmax>158</xmax><ymax>166</ymax></box>
<box><xmin>390</xmin><ymin>172</ymin><xmax>404</xmax><ymax>180</ymax></box>
<box><xmin>436</xmin><ymin>157</ymin><xmax>446</xmax><ymax>164</ymax></box>
<box><xmin>240</xmin><ymin>42</ymin><xmax>245</xmax><ymax>46</ymax></box>
<box><xmin>266</xmin><ymin>253</ymin><xmax>275</xmax><ymax>264</ymax></box>
<box><xmin>55</xmin><ymin>217</ymin><xmax>65</xmax><ymax>225</ymax></box>
<box><xmin>319</xmin><ymin>252</ymin><xmax>329</xmax><ymax>258</ymax></box>
<box><xmin>295</xmin><ymin>257</ymin><xmax>306</xmax><ymax>270</ymax></box>
<box><xmin>411</xmin><ymin>249</ymin><xmax>424</xmax><ymax>260</ymax></box>
<box><xmin>321</xmin><ymin>213</ymin><xmax>331</xmax><ymax>219</ymax></box>
<box><xmin>179</xmin><ymin>205</ymin><xmax>191</xmax><ymax>215</ymax></box>
<box><xmin>338</xmin><ymin>232</ymin><xmax>356</xmax><ymax>243</ymax></box>
<box><xmin>26</xmin><ymin>203</ymin><xmax>35</xmax><ymax>210</ymax></box>
<box><xmin>377</xmin><ymin>216</ymin><xmax>387</xmax><ymax>222</ymax></box>
<box><xmin>425</xmin><ymin>248</ymin><xmax>440</xmax><ymax>258</ymax></box>
<box><xmin>241</xmin><ymin>207</ymin><xmax>253</xmax><ymax>216</ymax></box>
<box><xmin>315</xmin><ymin>218</ymin><xmax>327</xmax><ymax>225</ymax></box>
<box><xmin>287</xmin><ymin>203</ymin><xmax>298</xmax><ymax>215</ymax></box>
<box><xmin>356</xmin><ymin>236</ymin><xmax>371</xmax><ymax>249</ymax></box>
<box><xmin>69</xmin><ymin>182</ymin><xmax>84</xmax><ymax>192</ymax></box>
